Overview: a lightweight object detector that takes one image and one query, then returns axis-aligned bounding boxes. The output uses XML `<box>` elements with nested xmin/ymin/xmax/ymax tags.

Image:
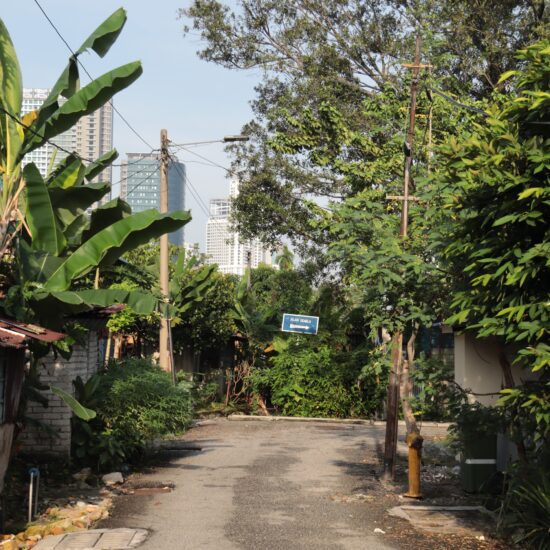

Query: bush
<box><xmin>498</xmin><ymin>464</ymin><xmax>550</xmax><ymax>549</ymax></box>
<box><xmin>410</xmin><ymin>356</ymin><xmax>458</xmax><ymax>421</ymax></box>
<box><xmin>252</xmin><ymin>340</ymin><xmax>383</xmax><ymax>418</ymax></box>
<box><xmin>72</xmin><ymin>358</ymin><xmax>193</xmax><ymax>470</ymax></box>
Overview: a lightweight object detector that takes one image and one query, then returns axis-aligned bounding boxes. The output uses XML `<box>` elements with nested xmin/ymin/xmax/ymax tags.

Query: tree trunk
<box><xmin>401</xmin><ymin>328</ymin><xmax>423</xmax><ymax>498</ymax></box>
<box><xmin>383</xmin><ymin>332</ymin><xmax>402</xmax><ymax>480</ymax></box>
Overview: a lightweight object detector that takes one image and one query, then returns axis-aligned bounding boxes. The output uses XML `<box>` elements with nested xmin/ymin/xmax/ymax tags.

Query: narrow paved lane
<box><xmin>101</xmin><ymin>419</ymin><xmax>444</xmax><ymax>549</ymax></box>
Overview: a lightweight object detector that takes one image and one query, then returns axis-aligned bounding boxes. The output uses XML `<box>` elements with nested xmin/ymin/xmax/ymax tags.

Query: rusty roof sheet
<box><xmin>0</xmin><ymin>318</ymin><xmax>64</xmax><ymax>349</ymax></box>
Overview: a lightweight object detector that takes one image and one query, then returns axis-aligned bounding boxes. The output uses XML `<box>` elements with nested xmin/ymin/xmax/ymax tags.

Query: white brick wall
<box><xmin>19</xmin><ymin>330</ymin><xmax>100</xmax><ymax>457</ymax></box>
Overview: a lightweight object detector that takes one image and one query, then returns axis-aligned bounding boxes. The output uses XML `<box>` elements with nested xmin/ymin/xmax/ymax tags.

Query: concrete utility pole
<box><xmin>383</xmin><ymin>33</ymin><xmax>424</xmax><ymax>483</ymax></box>
<box><xmin>159</xmin><ymin>129</ymin><xmax>171</xmax><ymax>373</ymax></box>
<box><xmin>157</xmin><ymin>132</ymin><xmax>248</xmax><ymax>375</ymax></box>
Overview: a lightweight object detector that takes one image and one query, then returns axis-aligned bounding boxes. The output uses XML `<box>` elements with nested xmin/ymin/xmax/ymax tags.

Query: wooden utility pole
<box><xmin>383</xmin><ymin>34</ymin><xmax>423</xmax><ymax>483</ymax></box>
<box><xmin>159</xmin><ymin>129</ymin><xmax>171</xmax><ymax>373</ymax></box>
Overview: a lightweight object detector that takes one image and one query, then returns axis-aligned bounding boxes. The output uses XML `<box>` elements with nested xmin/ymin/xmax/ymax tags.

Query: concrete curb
<box><xmin>227</xmin><ymin>414</ymin><xmax>450</xmax><ymax>429</ymax></box>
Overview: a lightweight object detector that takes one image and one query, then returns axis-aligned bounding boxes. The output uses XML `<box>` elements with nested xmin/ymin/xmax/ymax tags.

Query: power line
<box><xmin>0</xmin><ymin>105</ymin><xmax>154</xmax><ymax>172</ymax></box>
<box><xmin>169</xmin><ymin>153</ymin><xmax>212</xmax><ymax>214</ymax></box>
<box><xmin>427</xmin><ymin>86</ymin><xmax>487</xmax><ymax>116</ymax></box>
<box><xmin>120</xmin><ymin>163</ymin><xmax>160</xmax><ymax>197</ymax></box>
<box><xmin>170</xmin><ymin>158</ymin><xmax>211</xmax><ymax>218</ymax></box>
<box><xmin>169</xmin><ymin>144</ymin><xmax>233</xmax><ymax>174</ymax></box>
<box><xmin>32</xmin><ymin>0</ymin><xmax>155</xmax><ymax>151</ymax></box>
<box><xmin>184</xmin><ymin>174</ymin><xmax>211</xmax><ymax>218</ymax></box>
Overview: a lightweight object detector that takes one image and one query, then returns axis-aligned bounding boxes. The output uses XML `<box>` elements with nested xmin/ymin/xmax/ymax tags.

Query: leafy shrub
<box><xmin>498</xmin><ymin>464</ymin><xmax>550</xmax><ymax>549</ymax></box>
<box><xmin>410</xmin><ymin>356</ymin><xmax>457</xmax><ymax>420</ymax></box>
<box><xmin>72</xmin><ymin>358</ymin><xmax>193</xmax><ymax>470</ymax></box>
<box><xmin>252</xmin><ymin>340</ymin><xmax>382</xmax><ymax>418</ymax></box>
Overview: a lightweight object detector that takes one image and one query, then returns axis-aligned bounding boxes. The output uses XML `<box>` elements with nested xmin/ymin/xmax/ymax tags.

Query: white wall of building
<box><xmin>205</xmin><ymin>181</ymin><xmax>273</xmax><ymax>275</ymax></box>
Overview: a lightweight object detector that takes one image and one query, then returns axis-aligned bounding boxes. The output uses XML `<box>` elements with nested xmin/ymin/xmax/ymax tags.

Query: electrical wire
<box><xmin>0</xmin><ymin>105</ymin><xmax>155</xmax><ymax>171</ymax></box>
<box><xmin>32</xmin><ymin>0</ymin><xmax>155</xmax><ymax>151</ymax></box>
<box><xmin>119</xmin><ymin>162</ymin><xmax>160</xmax><ymax>197</ymax></box>
<box><xmin>170</xmin><ymin>158</ymin><xmax>211</xmax><ymax>218</ymax></box>
<box><xmin>184</xmin><ymin>174</ymin><xmax>211</xmax><ymax>218</ymax></box>
<box><xmin>169</xmin><ymin>144</ymin><xmax>233</xmax><ymax>174</ymax></box>
<box><xmin>169</xmin><ymin>153</ymin><xmax>213</xmax><ymax>214</ymax></box>
<box><xmin>427</xmin><ymin>86</ymin><xmax>487</xmax><ymax>116</ymax></box>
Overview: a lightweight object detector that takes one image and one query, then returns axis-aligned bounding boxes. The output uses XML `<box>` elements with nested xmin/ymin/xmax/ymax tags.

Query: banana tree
<box><xmin>0</xmin><ymin>8</ymin><xmax>194</xmax><ymax>328</ymax></box>
<box><xmin>227</xmin><ymin>275</ymin><xmax>278</xmax><ymax>408</ymax></box>
<box><xmin>102</xmin><ymin>249</ymin><xmax>217</xmax><ymax>359</ymax></box>
<box><xmin>0</xmin><ymin>8</ymin><xmax>141</xmax><ymax>258</ymax></box>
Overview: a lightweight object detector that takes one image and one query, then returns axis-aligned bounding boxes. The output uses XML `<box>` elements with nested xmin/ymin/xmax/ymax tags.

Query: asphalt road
<box><xmin>101</xmin><ymin>418</ymin><xmax>457</xmax><ymax>550</ymax></box>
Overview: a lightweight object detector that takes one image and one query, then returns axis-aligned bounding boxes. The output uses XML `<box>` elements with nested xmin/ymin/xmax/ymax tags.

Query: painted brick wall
<box><xmin>19</xmin><ymin>330</ymin><xmax>100</xmax><ymax>457</ymax></box>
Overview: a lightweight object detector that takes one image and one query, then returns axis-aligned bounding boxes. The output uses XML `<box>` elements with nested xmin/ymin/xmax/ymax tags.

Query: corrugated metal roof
<box><xmin>0</xmin><ymin>318</ymin><xmax>64</xmax><ymax>349</ymax></box>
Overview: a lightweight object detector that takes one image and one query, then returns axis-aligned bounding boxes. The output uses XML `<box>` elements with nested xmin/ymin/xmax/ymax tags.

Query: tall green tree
<box><xmin>441</xmin><ymin>41</ymin><xmax>550</xmax><ymax>455</ymax></box>
<box><xmin>181</xmin><ymin>0</ymin><xmax>547</xmax><ymax>253</ymax></box>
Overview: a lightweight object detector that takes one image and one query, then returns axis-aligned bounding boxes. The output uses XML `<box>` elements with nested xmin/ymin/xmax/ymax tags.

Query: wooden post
<box><xmin>159</xmin><ymin>129</ymin><xmax>171</xmax><ymax>373</ymax></box>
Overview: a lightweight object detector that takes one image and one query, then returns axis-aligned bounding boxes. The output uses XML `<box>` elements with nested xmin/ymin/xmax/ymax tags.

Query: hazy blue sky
<box><xmin>2</xmin><ymin>0</ymin><xmax>259</xmax><ymax>247</ymax></box>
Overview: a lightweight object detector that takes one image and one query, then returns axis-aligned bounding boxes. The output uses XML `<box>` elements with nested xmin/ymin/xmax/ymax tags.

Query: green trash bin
<box><xmin>460</xmin><ymin>434</ymin><xmax>497</xmax><ymax>493</ymax></box>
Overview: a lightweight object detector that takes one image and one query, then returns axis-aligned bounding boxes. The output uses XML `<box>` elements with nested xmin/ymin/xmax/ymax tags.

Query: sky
<box><xmin>2</xmin><ymin>0</ymin><xmax>259</xmax><ymax>248</ymax></box>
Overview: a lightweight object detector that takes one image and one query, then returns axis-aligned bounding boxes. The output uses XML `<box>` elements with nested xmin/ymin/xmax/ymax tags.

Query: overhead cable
<box><xmin>32</xmin><ymin>0</ymin><xmax>155</xmax><ymax>151</ymax></box>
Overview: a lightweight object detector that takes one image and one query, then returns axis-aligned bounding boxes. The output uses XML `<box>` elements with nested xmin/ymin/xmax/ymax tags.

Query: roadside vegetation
<box><xmin>0</xmin><ymin>1</ymin><xmax>548</xmax><ymax>547</ymax></box>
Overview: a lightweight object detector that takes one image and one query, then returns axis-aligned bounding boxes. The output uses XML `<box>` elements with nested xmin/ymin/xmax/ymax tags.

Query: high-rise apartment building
<box><xmin>119</xmin><ymin>153</ymin><xmax>186</xmax><ymax>247</ymax></box>
<box><xmin>75</xmin><ymin>100</ymin><xmax>114</xmax><ymax>185</ymax></box>
<box><xmin>21</xmin><ymin>88</ymin><xmax>114</xmax><ymax>199</ymax></box>
<box><xmin>205</xmin><ymin>181</ymin><xmax>273</xmax><ymax>275</ymax></box>
<box><xmin>21</xmin><ymin>88</ymin><xmax>75</xmax><ymax>176</ymax></box>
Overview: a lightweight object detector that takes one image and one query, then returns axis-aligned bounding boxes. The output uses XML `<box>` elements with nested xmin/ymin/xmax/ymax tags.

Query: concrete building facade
<box><xmin>205</xmin><ymin>181</ymin><xmax>273</xmax><ymax>275</ymax></box>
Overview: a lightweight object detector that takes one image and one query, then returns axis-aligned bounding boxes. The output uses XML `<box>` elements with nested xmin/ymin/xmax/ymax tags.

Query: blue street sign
<box><xmin>281</xmin><ymin>314</ymin><xmax>319</xmax><ymax>335</ymax></box>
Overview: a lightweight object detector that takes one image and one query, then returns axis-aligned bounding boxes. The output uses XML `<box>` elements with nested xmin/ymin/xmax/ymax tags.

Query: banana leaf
<box><xmin>81</xmin><ymin>198</ymin><xmax>131</xmax><ymax>241</ymax></box>
<box><xmin>45</xmin><ymin>209</ymin><xmax>191</xmax><ymax>291</ymax></box>
<box><xmin>0</xmin><ymin>18</ymin><xmax>23</xmax><ymax>179</ymax></box>
<box><xmin>23</xmin><ymin>61</ymin><xmax>142</xmax><ymax>155</ymax></box>
<box><xmin>63</xmin><ymin>214</ymin><xmax>90</xmax><ymax>248</ymax></box>
<box><xmin>18</xmin><ymin>240</ymin><xmax>64</xmax><ymax>284</ymax></box>
<box><xmin>23</xmin><ymin>164</ymin><xmax>66</xmax><ymax>255</ymax></box>
<box><xmin>76</xmin><ymin>8</ymin><xmax>127</xmax><ymax>58</ymax></box>
<box><xmin>26</xmin><ymin>9</ymin><xmax>128</xmax><ymax>142</ymax></box>
<box><xmin>50</xmin><ymin>386</ymin><xmax>96</xmax><ymax>421</ymax></box>
<box><xmin>32</xmin><ymin>288</ymin><xmax>158</xmax><ymax>315</ymax></box>
<box><xmin>50</xmin><ymin>182</ymin><xmax>110</xmax><ymax>228</ymax></box>
<box><xmin>46</xmin><ymin>154</ymin><xmax>86</xmax><ymax>189</ymax></box>
<box><xmin>84</xmin><ymin>148</ymin><xmax>119</xmax><ymax>181</ymax></box>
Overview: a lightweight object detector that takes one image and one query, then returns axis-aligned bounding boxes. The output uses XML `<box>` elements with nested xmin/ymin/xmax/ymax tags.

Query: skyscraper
<box><xmin>205</xmin><ymin>180</ymin><xmax>273</xmax><ymax>275</ymax></box>
<box><xmin>21</xmin><ymin>88</ymin><xmax>114</xmax><ymax>189</ymax></box>
<box><xmin>119</xmin><ymin>153</ymin><xmax>186</xmax><ymax>247</ymax></box>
